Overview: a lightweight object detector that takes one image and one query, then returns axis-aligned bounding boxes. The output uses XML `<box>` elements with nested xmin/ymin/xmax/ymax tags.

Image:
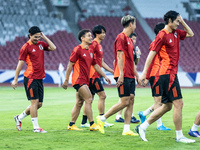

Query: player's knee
<box><xmin>38</xmin><ymin>103</ymin><xmax>42</xmax><ymax>109</ymax></box>
<box><xmin>99</xmin><ymin>93</ymin><xmax>106</xmax><ymax>100</ymax></box>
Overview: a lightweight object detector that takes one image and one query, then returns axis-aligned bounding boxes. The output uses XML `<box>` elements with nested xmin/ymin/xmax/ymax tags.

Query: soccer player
<box><xmin>188</xmin><ymin>111</ymin><xmax>200</xmax><ymax>137</ymax></box>
<box><xmin>137</xmin><ymin>23</ymin><xmax>171</xmax><ymax>131</ymax></box>
<box><xmin>62</xmin><ymin>29</ymin><xmax>111</xmax><ymax>131</ymax></box>
<box><xmin>80</xmin><ymin>25</ymin><xmax>114</xmax><ymax>128</ymax></box>
<box><xmin>135</xmin><ymin>11</ymin><xmax>195</xmax><ymax>143</ymax></box>
<box><xmin>115</xmin><ymin>32</ymin><xmax>140</xmax><ymax>123</ymax></box>
<box><xmin>97</xmin><ymin>15</ymin><xmax>139</xmax><ymax>136</ymax></box>
<box><xmin>12</xmin><ymin>26</ymin><xmax>56</xmax><ymax>133</ymax></box>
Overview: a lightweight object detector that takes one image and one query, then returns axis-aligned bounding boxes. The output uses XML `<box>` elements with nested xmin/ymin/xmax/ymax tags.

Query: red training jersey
<box><xmin>152</xmin><ymin>29</ymin><xmax>187</xmax><ymax>75</ymax></box>
<box><xmin>114</xmin><ymin>32</ymin><xmax>135</xmax><ymax>78</ymax></box>
<box><xmin>70</xmin><ymin>44</ymin><xmax>97</xmax><ymax>86</ymax></box>
<box><xmin>89</xmin><ymin>39</ymin><xmax>103</xmax><ymax>80</ymax></box>
<box><xmin>18</xmin><ymin>40</ymin><xmax>49</xmax><ymax>79</ymax></box>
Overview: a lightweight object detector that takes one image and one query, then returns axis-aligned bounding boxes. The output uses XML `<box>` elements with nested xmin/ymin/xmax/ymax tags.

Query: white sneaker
<box><xmin>33</xmin><ymin>128</ymin><xmax>47</xmax><ymax>133</ymax></box>
<box><xmin>104</xmin><ymin>122</ymin><xmax>114</xmax><ymax>128</ymax></box>
<box><xmin>80</xmin><ymin>123</ymin><xmax>90</xmax><ymax>128</ymax></box>
<box><xmin>176</xmin><ymin>136</ymin><xmax>195</xmax><ymax>143</ymax></box>
<box><xmin>14</xmin><ymin>115</ymin><xmax>22</xmax><ymax>131</ymax></box>
<box><xmin>135</xmin><ymin>125</ymin><xmax>148</xmax><ymax>141</ymax></box>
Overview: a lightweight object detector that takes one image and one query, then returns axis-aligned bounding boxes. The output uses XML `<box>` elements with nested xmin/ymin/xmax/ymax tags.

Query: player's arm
<box><xmin>179</xmin><ymin>16</ymin><xmax>194</xmax><ymax>37</ymax></box>
<box><xmin>134</xmin><ymin>63</ymin><xmax>139</xmax><ymax>85</ymax></box>
<box><xmin>102</xmin><ymin>59</ymin><xmax>114</xmax><ymax>75</ymax></box>
<box><xmin>11</xmin><ymin>60</ymin><xmax>24</xmax><ymax>89</ymax></box>
<box><xmin>135</xmin><ymin>47</ymin><xmax>141</xmax><ymax>65</ymax></box>
<box><xmin>139</xmin><ymin>51</ymin><xmax>156</xmax><ymax>85</ymax></box>
<box><xmin>116</xmin><ymin>51</ymin><xmax>124</xmax><ymax>87</ymax></box>
<box><xmin>41</xmin><ymin>32</ymin><xmax>56</xmax><ymax>51</ymax></box>
<box><xmin>93</xmin><ymin>64</ymin><xmax>111</xmax><ymax>84</ymax></box>
<box><xmin>62</xmin><ymin>61</ymin><xmax>74</xmax><ymax>89</ymax></box>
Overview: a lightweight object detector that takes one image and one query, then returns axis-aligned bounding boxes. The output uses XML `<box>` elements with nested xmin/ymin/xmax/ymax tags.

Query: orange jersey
<box><xmin>114</xmin><ymin>32</ymin><xmax>135</xmax><ymax>78</ymax></box>
<box><xmin>69</xmin><ymin>45</ymin><xmax>96</xmax><ymax>86</ymax></box>
<box><xmin>146</xmin><ymin>40</ymin><xmax>161</xmax><ymax>80</ymax></box>
<box><xmin>152</xmin><ymin>29</ymin><xmax>187</xmax><ymax>75</ymax></box>
<box><xmin>18</xmin><ymin>40</ymin><xmax>49</xmax><ymax>79</ymax></box>
<box><xmin>89</xmin><ymin>40</ymin><xmax>103</xmax><ymax>80</ymax></box>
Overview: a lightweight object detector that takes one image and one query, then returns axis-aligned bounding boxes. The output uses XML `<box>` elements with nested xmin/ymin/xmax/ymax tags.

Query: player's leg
<box><xmin>153</xmin><ymin>96</ymin><xmax>171</xmax><ymax>130</ymax></box>
<box><xmin>136</xmin><ymin>103</ymin><xmax>172</xmax><ymax>141</ymax></box>
<box><xmin>80</xmin><ymin>95</ymin><xmax>94</xmax><ymax>128</ymax></box>
<box><xmin>78</xmin><ymin>85</ymin><xmax>98</xmax><ymax>131</ymax></box>
<box><xmin>189</xmin><ymin>111</ymin><xmax>200</xmax><ymax>137</ymax></box>
<box><xmin>115</xmin><ymin>99</ymin><xmax>124</xmax><ymax>122</ymax></box>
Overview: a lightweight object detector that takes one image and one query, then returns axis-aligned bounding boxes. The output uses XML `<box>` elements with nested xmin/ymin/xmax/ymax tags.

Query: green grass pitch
<box><xmin>0</xmin><ymin>86</ymin><xmax>200</xmax><ymax>150</ymax></box>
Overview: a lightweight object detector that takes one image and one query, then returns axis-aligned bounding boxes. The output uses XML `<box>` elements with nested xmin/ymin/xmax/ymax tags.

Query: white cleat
<box><xmin>14</xmin><ymin>115</ymin><xmax>22</xmax><ymax>131</ymax></box>
<box><xmin>80</xmin><ymin>123</ymin><xmax>90</xmax><ymax>128</ymax></box>
<box><xmin>33</xmin><ymin>128</ymin><xmax>47</xmax><ymax>133</ymax></box>
<box><xmin>176</xmin><ymin>136</ymin><xmax>195</xmax><ymax>143</ymax></box>
<box><xmin>135</xmin><ymin>125</ymin><xmax>148</xmax><ymax>141</ymax></box>
<box><xmin>104</xmin><ymin>122</ymin><xmax>114</xmax><ymax>128</ymax></box>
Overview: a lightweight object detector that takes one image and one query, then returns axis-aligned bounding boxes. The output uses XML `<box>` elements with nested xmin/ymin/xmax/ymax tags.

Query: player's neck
<box><xmin>80</xmin><ymin>43</ymin><xmax>89</xmax><ymax>49</ymax></box>
<box><xmin>122</xmin><ymin>28</ymin><xmax>132</xmax><ymax>37</ymax></box>
<box><xmin>165</xmin><ymin>25</ymin><xmax>173</xmax><ymax>33</ymax></box>
<box><xmin>94</xmin><ymin>38</ymin><xmax>102</xmax><ymax>44</ymax></box>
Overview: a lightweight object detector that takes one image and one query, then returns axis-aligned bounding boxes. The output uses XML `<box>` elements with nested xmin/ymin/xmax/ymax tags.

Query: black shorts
<box><xmin>73</xmin><ymin>84</ymin><xmax>86</xmax><ymax>92</ymax></box>
<box><xmin>115</xmin><ymin>77</ymin><xmax>135</xmax><ymax>98</ymax></box>
<box><xmin>24</xmin><ymin>77</ymin><xmax>43</xmax><ymax>102</ymax></box>
<box><xmin>159</xmin><ymin>74</ymin><xmax>182</xmax><ymax>103</ymax></box>
<box><xmin>89</xmin><ymin>78</ymin><xmax>104</xmax><ymax>95</ymax></box>
<box><xmin>149</xmin><ymin>76</ymin><xmax>161</xmax><ymax>97</ymax></box>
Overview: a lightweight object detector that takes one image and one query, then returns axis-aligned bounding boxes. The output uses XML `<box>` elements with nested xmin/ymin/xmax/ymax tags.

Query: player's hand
<box><xmin>62</xmin><ymin>80</ymin><xmax>68</xmax><ymax>90</ymax></box>
<box><xmin>104</xmin><ymin>76</ymin><xmax>111</xmax><ymax>85</ymax></box>
<box><xmin>116</xmin><ymin>75</ymin><xmax>124</xmax><ymax>87</ymax></box>
<box><xmin>142</xmin><ymin>79</ymin><xmax>149</xmax><ymax>87</ymax></box>
<box><xmin>11</xmin><ymin>80</ymin><xmax>18</xmax><ymax>90</ymax></box>
<box><xmin>40</xmin><ymin>32</ymin><xmax>46</xmax><ymax>39</ymax></box>
<box><xmin>138</xmin><ymin>73</ymin><xmax>146</xmax><ymax>86</ymax></box>
<box><xmin>178</xmin><ymin>15</ymin><xmax>184</xmax><ymax>24</ymax></box>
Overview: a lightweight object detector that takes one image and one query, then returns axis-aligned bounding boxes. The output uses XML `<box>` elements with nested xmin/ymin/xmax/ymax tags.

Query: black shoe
<box><xmin>131</xmin><ymin>116</ymin><xmax>140</xmax><ymax>123</ymax></box>
<box><xmin>115</xmin><ymin>117</ymin><xmax>124</xmax><ymax>123</ymax></box>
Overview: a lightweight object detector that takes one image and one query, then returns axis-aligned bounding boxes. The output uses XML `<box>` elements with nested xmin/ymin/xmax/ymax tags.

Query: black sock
<box><xmin>90</xmin><ymin>121</ymin><xmax>94</xmax><ymax>126</ymax></box>
<box><xmin>99</xmin><ymin>114</ymin><xmax>104</xmax><ymax>116</ymax></box>
<box><xmin>81</xmin><ymin>115</ymin><xmax>87</xmax><ymax>124</ymax></box>
<box><xmin>69</xmin><ymin>122</ymin><xmax>75</xmax><ymax>126</ymax></box>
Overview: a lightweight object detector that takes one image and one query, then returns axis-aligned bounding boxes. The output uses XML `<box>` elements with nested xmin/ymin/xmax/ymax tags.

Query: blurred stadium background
<box><xmin>0</xmin><ymin>0</ymin><xmax>200</xmax><ymax>86</ymax></box>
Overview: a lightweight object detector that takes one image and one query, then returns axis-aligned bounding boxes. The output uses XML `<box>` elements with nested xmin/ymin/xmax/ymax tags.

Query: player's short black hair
<box><xmin>92</xmin><ymin>25</ymin><xmax>106</xmax><ymax>37</ymax></box>
<box><xmin>154</xmin><ymin>22</ymin><xmax>165</xmax><ymax>35</ymax></box>
<box><xmin>28</xmin><ymin>26</ymin><xmax>41</xmax><ymax>39</ymax></box>
<box><xmin>164</xmin><ymin>10</ymin><xmax>179</xmax><ymax>25</ymax></box>
<box><xmin>121</xmin><ymin>15</ymin><xmax>135</xmax><ymax>28</ymax></box>
<box><xmin>129</xmin><ymin>32</ymin><xmax>137</xmax><ymax>38</ymax></box>
<box><xmin>78</xmin><ymin>29</ymin><xmax>91</xmax><ymax>42</ymax></box>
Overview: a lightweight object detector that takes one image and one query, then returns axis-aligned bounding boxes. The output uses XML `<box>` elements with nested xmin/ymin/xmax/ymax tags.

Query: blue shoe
<box><xmin>188</xmin><ymin>129</ymin><xmax>200</xmax><ymax>137</ymax></box>
<box><xmin>138</xmin><ymin>111</ymin><xmax>146</xmax><ymax>123</ymax></box>
<box><xmin>157</xmin><ymin>124</ymin><xmax>171</xmax><ymax>131</ymax></box>
<box><xmin>115</xmin><ymin>117</ymin><xmax>124</xmax><ymax>123</ymax></box>
<box><xmin>131</xmin><ymin>116</ymin><xmax>140</xmax><ymax>123</ymax></box>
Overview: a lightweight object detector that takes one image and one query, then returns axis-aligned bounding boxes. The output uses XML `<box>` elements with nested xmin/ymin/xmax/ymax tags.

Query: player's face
<box><xmin>83</xmin><ymin>32</ymin><xmax>93</xmax><ymax>45</ymax></box>
<box><xmin>131</xmin><ymin>36</ymin><xmax>136</xmax><ymax>45</ymax></box>
<box><xmin>171</xmin><ymin>16</ymin><xmax>180</xmax><ymax>30</ymax></box>
<box><xmin>99</xmin><ymin>29</ymin><xmax>106</xmax><ymax>40</ymax></box>
<box><xmin>131</xmin><ymin>21</ymin><xmax>136</xmax><ymax>33</ymax></box>
<box><xmin>30</xmin><ymin>33</ymin><xmax>41</xmax><ymax>44</ymax></box>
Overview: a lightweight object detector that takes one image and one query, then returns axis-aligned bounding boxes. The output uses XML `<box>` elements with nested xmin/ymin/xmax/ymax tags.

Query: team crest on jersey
<box><xmin>174</xmin><ymin>32</ymin><xmax>177</xmax><ymax>38</ymax></box>
<box><xmin>90</xmin><ymin>53</ymin><xmax>93</xmax><ymax>58</ymax></box>
<box><xmin>39</xmin><ymin>44</ymin><xmax>44</xmax><ymax>50</ymax></box>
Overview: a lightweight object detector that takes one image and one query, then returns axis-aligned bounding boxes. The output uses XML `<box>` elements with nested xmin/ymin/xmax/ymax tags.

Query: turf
<box><xmin>0</xmin><ymin>86</ymin><xmax>200</xmax><ymax>150</ymax></box>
